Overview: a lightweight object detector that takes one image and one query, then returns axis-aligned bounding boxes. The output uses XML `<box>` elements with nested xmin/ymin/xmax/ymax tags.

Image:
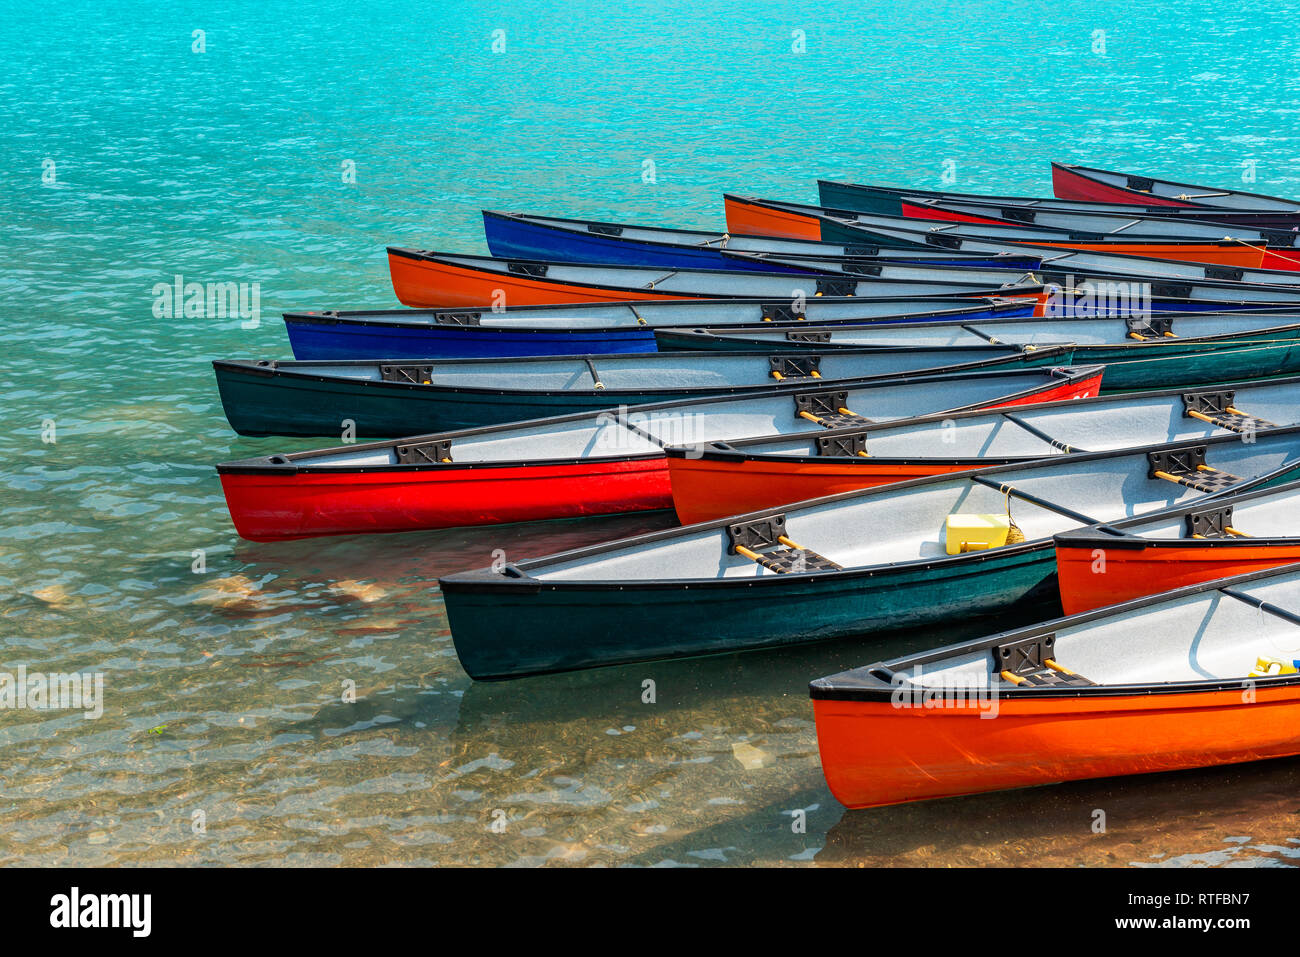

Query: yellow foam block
<box><xmin>1249</xmin><ymin>656</ymin><xmax>1299</xmax><ymax>678</ymax></box>
<box><xmin>945</xmin><ymin>514</ymin><xmax>1012</xmax><ymax>555</ymax></box>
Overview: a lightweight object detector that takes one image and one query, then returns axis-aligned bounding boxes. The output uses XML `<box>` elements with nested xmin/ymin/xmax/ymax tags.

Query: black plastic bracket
<box><xmin>992</xmin><ymin>633</ymin><xmax>1093</xmax><ymax>686</ymax></box>
<box><xmin>1126</xmin><ymin>175</ymin><xmax>1156</xmax><ymax>192</ymax></box>
<box><xmin>815</xmin><ymin>431</ymin><xmax>868</xmax><ymax>457</ymax></box>
<box><xmin>762</xmin><ymin>301</ymin><xmax>806</xmax><ymax>322</ymax></box>
<box><xmin>586</xmin><ymin>223</ymin><xmax>623</xmax><ymax>237</ymax></box>
<box><xmin>841</xmin><ymin>261</ymin><xmax>882</xmax><ymax>277</ymax></box>
<box><xmin>507</xmin><ymin>261</ymin><xmax>548</xmax><ymax>277</ymax></box>
<box><xmin>843</xmin><ymin>244</ymin><xmax>881</xmax><ymax>257</ymax></box>
<box><xmin>1001</xmin><ymin>207</ymin><xmax>1035</xmax><ymax>223</ymax></box>
<box><xmin>435</xmin><ymin>311</ymin><xmax>481</xmax><ymax>326</ymax></box>
<box><xmin>815</xmin><ymin>278</ymin><xmax>856</xmax><ymax>297</ymax></box>
<box><xmin>769</xmin><ymin>355</ymin><xmax>821</xmax><ymax>378</ymax></box>
<box><xmin>994</xmin><ymin>633</ymin><xmax>1056</xmax><ymax>676</ymax></box>
<box><xmin>379</xmin><ymin>364</ymin><xmax>433</xmax><ymax>384</ymax></box>
<box><xmin>1185</xmin><ymin>504</ymin><xmax>1234</xmax><ymax>538</ymax></box>
<box><xmin>1151</xmin><ymin>281</ymin><xmax>1193</xmax><ymax>300</ymax></box>
<box><xmin>924</xmin><ymin>232</ymin><xmax>963</xmax><ymax>250</ymax></box>
<box><xmin>1148</xmin><ymin>445</ymin><xmax>1208</xmax><ymax>478</ymax></box>
<box><xmin>395</xmin><ymin>439</ymin><xmax>453</xmax><ymax>465</ymax></box>
<box><xmin>785</xmin><ymin>329</ymin><xmax>830</xmax><ymax>343</ymax></box>
<box><xmin>1183</xmin><ymin>390</ymin><xmax>1235</xmax><ymax>417</ymax></box>
<box><xmin>726</xmin><ymin>515</ymin><xmax>787</xmax><ymax>552</ymax></box>
<box><xmin>1204</xmin><ymin>265</ymin><xmax>1245</xmax><ymax>282</ymax></box>
<box><xmin>1126</xmin><ymin>314</ymin><xmax>1175</xmax><ymax>337</ymax></box>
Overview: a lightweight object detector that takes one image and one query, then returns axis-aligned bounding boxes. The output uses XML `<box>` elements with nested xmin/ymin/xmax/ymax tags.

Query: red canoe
<box><xmin>1055</xmin><ymin>476</ymin><xmax>1300</xmax><ymax>615</ymax></box>
<box><xmin>216</xmin><ymin>366</ymin><xmax>1101</xmax><ymax>541</ymax></box>
<box><xmin>811</xmin><ymin>562</ymin><xmax>1300</xmax><ymax>809</ymax></box>
<box><xmin>1051</xmin><ymin>161</ymin><xmax>1300</xmax><ymax>214</ymax></box>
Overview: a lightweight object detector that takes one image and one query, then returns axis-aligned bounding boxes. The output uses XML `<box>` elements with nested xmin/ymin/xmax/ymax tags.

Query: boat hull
<box><xmin>812</xmin><ymin>684</ymin><xmax>1300</xmax><ymax>809</ymax></box>
<box><xmin>282</xmin><ymin>302</ymin><xmax>1038</xmax><ymax>361</ymax></box>
<box><xmin>444</xmin><ymin>545</ymin><xmax>1059</xmax><ymax>680</ymax></box>
<box><xmin>219</xmin><ymin>455</ymin><xmax>672</xmax><ymax>542</ymax></box>
<box><xmin>1056</xmin><ymin>539</ymin><xmax>1300</xmax><ymax>615</ymax></box>
<box><xmin>1051</xmin><ymin>164</ymin><xmax>1195</xmax><ymax>207</ymax></box>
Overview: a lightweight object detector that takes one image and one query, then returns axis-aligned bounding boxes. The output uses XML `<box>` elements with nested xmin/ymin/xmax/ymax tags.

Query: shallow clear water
<box><xmin>3</xmin><ymin>0</ymin><xmax>1299</xmax><ymax>866</ymax></box>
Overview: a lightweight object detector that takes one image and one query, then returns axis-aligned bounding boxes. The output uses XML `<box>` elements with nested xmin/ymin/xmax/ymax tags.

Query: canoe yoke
<box><xmin>1182</xmin><ymin>389</ymin><xmax>1277</xmax><ymax>435</ymax></box>
<box><xmin>1126</xmin><ymin>315</ymin><xmax>1176</xmax><ymax>340</ymax></box>
<box><xmin>395</xmin><ymin>438</ymin><xmax>453</xmax><ymax>465</ymax></box>
<box><xmin>380</xmin><ymin>363</ymin><xmax>434</xmax><ymax>385</ymax></box>
<box><xmin>725</xmin><ymin>514</ymin><xmax>843</xmax><ymax>574</ymax></box>
<box><xmin>1147</xmin><ymin>446</ymin><xmax>1241</xmax><ymax>493</ymax></box>
<box><xmin>993</xmin><ymin>633</ymin><xmax>1094</xmax><ymax>688</ymax></box>
<box><xmin>769</xmin><ymin>355</ymin><xmax>822</xmax><ymax>381</ymax></box>
<box><xmin>793</xmin><ymin>390</ymin><xmax>873</xmax><ymax>428</ymax></box>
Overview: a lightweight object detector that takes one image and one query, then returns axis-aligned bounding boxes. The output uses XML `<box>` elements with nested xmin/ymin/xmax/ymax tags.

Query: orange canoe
<box><xmin>1055</xmin><ymin>477</ymin><xmax>1300</xmax><ymax>615</ymax></box>
<box><xmin>812</xmin><ymin>563</ymin><xmax>1300</xmax><ymax>810</ymax></box>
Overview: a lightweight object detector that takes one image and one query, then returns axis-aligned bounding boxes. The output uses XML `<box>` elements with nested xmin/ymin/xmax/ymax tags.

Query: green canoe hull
<box><xmin>443</xmin><ymin>545</ymin><xmax>1060</xmax><ymax>680</ymax></box>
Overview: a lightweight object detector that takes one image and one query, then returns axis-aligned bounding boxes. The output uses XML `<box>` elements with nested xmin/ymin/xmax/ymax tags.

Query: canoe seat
<box><xmin>993</xmin><ymin>634</ymin><xmax>1095</xmax><ymax>688</ymax></box>
<box><xmin>1182</xmin><ymin>390</ymin><xmax>1277</xmax><ymax>436</ymax></box>
<box><xmin>769</xmin><ymin>355</ymin><xmax>822</xmax><ymax>381</ymax></box>
<box><xmin>1147</xmin><ymin>448</ymin><xmax>1241</xmax><ymax>494</ymax></box>
<box><xmin>726</xmin><ymin>515</ymin><xmax>843</xmax><ymax>575</ymax></box>
<box><xmin>793</xmin><ymin>391</ymin><xmax>873</xmax><ymax>429</ymax></box>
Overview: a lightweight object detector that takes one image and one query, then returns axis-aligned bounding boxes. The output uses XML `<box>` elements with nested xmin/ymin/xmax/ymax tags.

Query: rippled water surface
<box><xmin>4</xmin><ymin>0</ymin><xmax>1300</xmax><ymax>866</ymax></box>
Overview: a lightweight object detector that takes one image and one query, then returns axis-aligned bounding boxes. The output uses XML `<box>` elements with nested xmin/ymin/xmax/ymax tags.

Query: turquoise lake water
<box><xmin>4</xmin><ymin>0</ymin><xmax>1300</xmax><ymax>866</ymax></box>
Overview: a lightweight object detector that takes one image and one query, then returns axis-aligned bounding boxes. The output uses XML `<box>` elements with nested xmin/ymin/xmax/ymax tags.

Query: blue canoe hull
<box><xmin>284</xmin><ymin>303</ymin><xmax>1036</xmax><ymax>360</ymax></box>
<box><xmin>482</xmin><ymin>212</ymin><xmax>1045</xmax><ymax>273</ymax></box>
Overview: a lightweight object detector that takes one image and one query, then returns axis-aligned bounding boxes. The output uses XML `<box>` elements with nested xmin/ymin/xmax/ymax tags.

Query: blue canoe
<box><xmin>481</xmin><ymin>210</ymin><xmax>1045</xmax><ymax>272</ymax></box>
<box><xmin>282</xmin><ymin>297</ymin><xmax>1038</xmax><ymax>360</ymax></box>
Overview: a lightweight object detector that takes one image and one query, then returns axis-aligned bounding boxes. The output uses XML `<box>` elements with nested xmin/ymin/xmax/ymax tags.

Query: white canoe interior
<box><xmin>881</xmin><ymin>569</ymin><xmax>1300</xmax><ymax>691</ymax></box>
<box><xmin>1087</xmin><ymin>480</ymin><xmax>1300</xmax><ymax>541</ymax></box>
<box><xmin>242</xmin><ymin>348</ymin><xmax>1041</xmax><ymax>393</ymax></box>
<box><xmin>428</xmin><ymin>251</ymin><xmax>1039</xmax><ymax>298</ymax></box>
<box><xmin>304</xmin><ymin>298</ymin><xmax>1031</xmax><ymax>330</ymax></box>
<box><xmin>267</xmin><ymin>368</ymin><xmax>1092</xmax><ymax>468</ymax></box>
<box><xmin>684</xmin><ymin>312</ymin><xmax>1300</xmax><ymax>348</ymax></box>
<box><xmin>500</xmin><ymin>212</ymin><xmax>1039</xmax><ymax>260</ymax></box>
<box><xmin>520</xmin><ymin>432</ymin><xmax>1300</xmax><ymax>582</ymax></box>
<box><xmin>715</xmin><ymin>379</ymin><xmax>1300</xmax><ymax>460</ymax></box>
